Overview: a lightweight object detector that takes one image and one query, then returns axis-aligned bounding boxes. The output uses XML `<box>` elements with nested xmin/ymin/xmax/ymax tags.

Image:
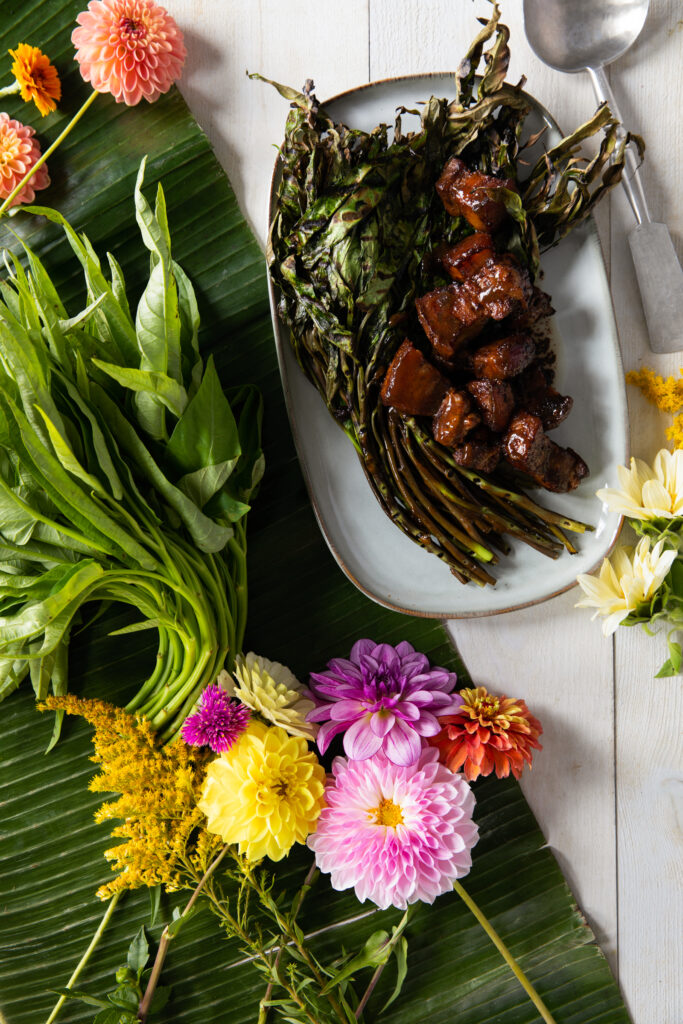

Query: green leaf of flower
<box><xmin>126</xmin><ymin>925</ymin><xmax>149</xmax><ymax>975</ymax></box>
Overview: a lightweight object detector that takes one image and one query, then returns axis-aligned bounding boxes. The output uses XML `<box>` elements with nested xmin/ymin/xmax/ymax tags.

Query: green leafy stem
<box><xmin>0</xmin><ymin>161</ymin><xmax>264</xmax><ymax>740</ymax></box>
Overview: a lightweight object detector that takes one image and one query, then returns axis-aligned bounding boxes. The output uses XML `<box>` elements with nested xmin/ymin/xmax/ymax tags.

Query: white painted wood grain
<box><xmin>169</xmin><ymin>0</ymin><xmax>683</xmax><ymax>1020</ymax></box>
<box><xmin>607</xmin><ymin>1</ymin><xmax>683</xmax><ymax>1020</ymax></box>
<box><xmin>176</xmin><ymin>0</ymin><xmax>369</xmax><ymax>242</ymax></box>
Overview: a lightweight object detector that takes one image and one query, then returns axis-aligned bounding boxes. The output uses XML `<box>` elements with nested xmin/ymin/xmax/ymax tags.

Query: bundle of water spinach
<box><xmin>0</xmin><ymin>160</ymin><xmax>263</xmax><ymax>744</ymax></box>
<box><xmin>264</xmin><ymin>3</ymin><xmax>638</xmax><ymax>585</ymax></box>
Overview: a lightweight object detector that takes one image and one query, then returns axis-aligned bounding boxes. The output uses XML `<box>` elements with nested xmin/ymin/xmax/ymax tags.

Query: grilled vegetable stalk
<box><xmin>0</xmin><ymin>162</ymin><xmax>263</xmax><ymax>742</ymax></box>
<box><xmin>261</xmin><ymin>2</ymin><xmax>639</xmax><ymax>585</ymax></box>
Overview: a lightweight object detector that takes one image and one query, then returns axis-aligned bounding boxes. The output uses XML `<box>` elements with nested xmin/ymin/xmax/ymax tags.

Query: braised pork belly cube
<box><xmin>380</xmin><ymin>339</ymin><xmax>450</xmax><ymax>416</ymax></box>
<box><xmin>437</xmin><ymin>232</ymin><xmax>494</xmax><ymax>281</ymax></box>
<box><xmin>433</xmin><ymin>389</ymin><xmax>480</xmax><ymax>447</ymax></box>
<box><xmin>466</xmin><ymin>379</ymin><xmax>515</xmax><ymax>433</ymax></box>
<box><xmin>415</xmin><ymin>284</ymin><xmax>487</xmax><ymax>360</ymax></box>
<box><xmin>436</xmin><ymin>157</ymin><xmax>516</xmax><ymax>232</ymax></box>
<box><xmin>462</xmin><ymin>253</ymin><xmax>533</xmax><ymax>321</ymax></box>
<box><xmin>451</xmin><ymin>427</ymin><xmax>501</xmax><ymax>473</ymax></box>
<box><xmin>509</xmin><ymin>286</ymin><xmax>554</xmax><ymax>329</ymax></box>
<box><xmin>471</xmin><ymin>333</ymin><xmax>536</xmax><ymax>380</ymax></box>
<box><xmin>513</xmin><ymin>365</ymin><xmax>573</xmax><ymax>430</ymax></box>
<box><xmin>503</xmin><ymin>412</ymin><xmax>588</xmax><ymax>492</ymax></box>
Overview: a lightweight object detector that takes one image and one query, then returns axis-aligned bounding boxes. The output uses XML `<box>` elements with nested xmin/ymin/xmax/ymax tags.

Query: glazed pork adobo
<box><xmin>381</xmin><ymin>156</ymin><xmax>587</xmax><ymax>495</ymax></box>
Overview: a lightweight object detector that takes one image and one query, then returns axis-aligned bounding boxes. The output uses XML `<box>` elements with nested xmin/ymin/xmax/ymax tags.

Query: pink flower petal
<box><xmin>343</xmin><ymin>717</ymin><xmax>383</xmax><ymax>760</ymax></box>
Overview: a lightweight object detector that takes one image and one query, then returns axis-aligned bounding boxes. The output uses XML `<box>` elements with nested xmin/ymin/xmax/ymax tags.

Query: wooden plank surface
<box><xmin>169</xmin><ymin>2</ymin><xmax>682</xmax><ymax>1021</ymax></box>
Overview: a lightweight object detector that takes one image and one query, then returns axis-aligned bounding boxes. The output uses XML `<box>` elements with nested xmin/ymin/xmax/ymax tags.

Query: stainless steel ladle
<box><xmin>523</xmin><ymin>0</ymin><xmax>683</xmax><ymax>353</ymax></box>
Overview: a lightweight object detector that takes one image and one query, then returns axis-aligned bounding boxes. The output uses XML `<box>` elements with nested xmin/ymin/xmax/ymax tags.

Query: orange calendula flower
<box><xmin>429</xmin><ymin>685</ymin><xmax>542</xmax><ymax>782</ymax></box>
<box><xmin>9</xmin><ymin>44</ymin><xmax>61</xmax><ymax>116</ymax></box>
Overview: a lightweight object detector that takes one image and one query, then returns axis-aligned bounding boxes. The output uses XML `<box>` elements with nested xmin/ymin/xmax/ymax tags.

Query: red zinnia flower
<box><xmin>429</xmin><ymin>685</ymin><xmax>542</xmax><ymax>782</ymax></box>
<box><xmin>72</xmin><ymin>0</ymin><xmax>186</xmax><ymax>106</ymax></box>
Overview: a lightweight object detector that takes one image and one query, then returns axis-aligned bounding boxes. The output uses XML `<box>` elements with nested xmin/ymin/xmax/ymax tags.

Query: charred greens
<box><xmin>262</xmin><ymin>4</ymin><xmax>638</xmax><ymax>586</ymax></box>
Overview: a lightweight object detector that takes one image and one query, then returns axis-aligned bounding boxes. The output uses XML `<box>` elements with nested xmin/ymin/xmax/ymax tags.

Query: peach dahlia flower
<box><xmin>72</xmin><ymin>0</ymin><xmax>186</xmax><ymax>106</ymax></box>
<box><xmin>0</xmin><ymin>113</ymin><xmax>50</xmax><ymax>207</ymax></box>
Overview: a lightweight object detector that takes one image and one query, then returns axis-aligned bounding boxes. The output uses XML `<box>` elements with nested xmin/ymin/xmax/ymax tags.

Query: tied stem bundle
<box><xmin>0</xmin><ymin>161</ymin><xmax>263</xmax><ymax>742</ymax></box>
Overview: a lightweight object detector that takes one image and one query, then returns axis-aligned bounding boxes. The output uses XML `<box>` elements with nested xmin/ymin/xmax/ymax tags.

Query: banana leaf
<box><xmin>0</xmin><ymin>3</ymin><xmax>630</xmax><ymax>1023</ymax></box>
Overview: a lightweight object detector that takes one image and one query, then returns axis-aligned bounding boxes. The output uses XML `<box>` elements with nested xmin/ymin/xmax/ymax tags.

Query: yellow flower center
<box><xmin>0</xmin><ymin>132</ymin><xmax>20</xmax><ymax>166</ymax></box>
<box><xmin>476</xmin><ymin>695</ymin><xmax>500</xmax><ymax>719</ymax></box>
<box><xmin>371</xmin><ymin>798</ymin><xmax>404</xmax><ymax>827</ymax></box>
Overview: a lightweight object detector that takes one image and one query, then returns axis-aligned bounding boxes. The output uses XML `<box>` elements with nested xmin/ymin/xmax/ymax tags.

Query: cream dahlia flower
<box><xmin>219</xmin><ymin>653</ymin><xmax>317</xmax><ymax>741</ymax></box>
<box><xmin>596</xmin><ymin>450</ymin><xmax>683</xmax><ymax>521</ymax></box>
<box><xmin>575</xmin><ymin>537</ymin><xmax>677</xmax><ymax>635</ymax></box>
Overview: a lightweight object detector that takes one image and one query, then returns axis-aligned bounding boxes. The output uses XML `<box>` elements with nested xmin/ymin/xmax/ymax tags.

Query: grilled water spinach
<box><xmin>262</xmin><ymin>3</ymin><xmax>639</xmax><ymax>586</ymax></box>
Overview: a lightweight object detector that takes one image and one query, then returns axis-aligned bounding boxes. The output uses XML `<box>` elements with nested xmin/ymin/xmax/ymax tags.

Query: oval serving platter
<box><xmin>267</xmin><ymin>74</ymin><xmax>628</xmax><ymax>618</ymax></box>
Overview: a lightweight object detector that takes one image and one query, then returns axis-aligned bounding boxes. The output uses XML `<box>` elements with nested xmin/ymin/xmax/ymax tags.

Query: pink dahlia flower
<box><xmin>72</xmin><ymin>0</ymin><xmax>186</xmax><ymax>106</ymax></box>
<box><xmin>307</xmin><ymin>639</ymin><xmax>462</xmax><ymax>766</ymax></box>
<box><xmin>308</xmin><ymin>749</ymin><xmax>478</xmax><ymax>910</ymax></box>
<box><xmin>0</xmin><ymin>113</ymin><xmax>50</xmax><ymax>207</ymax></box>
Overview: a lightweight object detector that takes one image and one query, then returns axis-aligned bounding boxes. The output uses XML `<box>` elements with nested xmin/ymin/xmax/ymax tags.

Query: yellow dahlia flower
<box><xmin>575</xmin><ymin>537</ymin><xmax>677</xmax><ymax>635</ymax></box>
<box><xmin>198</xmin><ymin>721</ymin><xmax>326</xmax><ymax>862</ymax></box>
<box><xmin>596</xmin><ymin>450</ymin><xmax>683</xmax><ymax>521</ymax></box>
<box><xmin>220</xmin><ymin>652</ymin><xmax>317</xmax><ymax>741</ymax></box>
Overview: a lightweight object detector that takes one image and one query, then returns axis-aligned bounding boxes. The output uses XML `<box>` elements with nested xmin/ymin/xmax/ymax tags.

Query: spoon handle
<box><xmin>586</xmin><ymin>65</ymin><xmax>650</xmax><ymax>225</ymax></box>
<box><xmin>587</xmin><ymin>65</ymin><xmax>683</xmax><ymax>353</ymax></box>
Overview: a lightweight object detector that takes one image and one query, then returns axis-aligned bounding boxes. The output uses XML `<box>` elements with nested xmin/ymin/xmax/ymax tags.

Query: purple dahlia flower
<box><xmin>307</xmin><ymin>639</ymin><xmax>463</xmax><ymax>767</ymax></box>
<box><xmin>181</xmin><ymin>683</ymin><xmax>250</xmax><ymax>753</ymax></box>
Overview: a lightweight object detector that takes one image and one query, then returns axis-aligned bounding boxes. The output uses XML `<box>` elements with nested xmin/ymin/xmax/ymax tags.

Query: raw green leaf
<box><xmin>126</xmin><ymin>926</ymin><xmax>149</xmax><ymax>975</ymax></box>
<box><xmin>92</xmin><ymin>360</ymin><xmax>188</xmax><ymax>419</ymax></box>
<box><xmin>166</xmin><ymin>356</ymin><xmax>240</xmax><ymax>479</ymax></box>
<box><xmin>320</xmin><ymin>931</ymin><xmax>391</xmax><ymax>992</ymax></box>
<box><xmin>381</xmin><ymin>936</ymin><xmax>408</xmax><ymax>1013</ymax></box>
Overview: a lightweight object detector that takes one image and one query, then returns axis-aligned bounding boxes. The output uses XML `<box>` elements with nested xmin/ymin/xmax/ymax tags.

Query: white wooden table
<box><xmin>172</xmin><ymin>2</ymin><xmax>682</xmax><ymax>1020</ymax></box>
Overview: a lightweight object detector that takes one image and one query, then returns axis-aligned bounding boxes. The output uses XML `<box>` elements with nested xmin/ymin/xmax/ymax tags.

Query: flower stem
<box><xmin>44</xmin><ymin>891</ymin><xmax>122</xmax><ymax>1024</ymax></box>
<box><xmin>137</xmin><ymin>845</ymin><xmax>229</xmax><ymax>1023</ymax></box>
<box><xmin>354</xmin><ymin>908</ymin><xmax>411</xmax><ymax>1019</ymax></box>
<box><xmin>0</xmin><ymin>81</ymin><xmax>21</xmax><ymax>98</ymax></box>
<box><xmin>0</xmin><ymin>89</ymin><xmax>98</xmax><ymax>217</ymax></box>
<box><xmin>258</xmin><ymin>861</ymin><xmax>318</xmax><ymax>1024</ymax></box>
<box><xmin>453</xmin><ymin>880</ymin><xmax>557</xmax><ymax>1024</ymax></box>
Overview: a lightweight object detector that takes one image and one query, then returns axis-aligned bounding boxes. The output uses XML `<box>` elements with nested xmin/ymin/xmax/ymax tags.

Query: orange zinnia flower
<box><xmin>9</xmin><ymin>44</ymin><xmax>61</xmax><ymax>117</ymax></box>
<box><xmin>429</xmin><ymin>685</ymin><xmax>542</xmax><ymax>782</ymax></box>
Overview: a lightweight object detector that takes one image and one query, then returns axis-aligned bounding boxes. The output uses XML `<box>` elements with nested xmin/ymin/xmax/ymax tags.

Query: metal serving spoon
<box><xmin>523</xmin><ymin>0</ymin><xmax>683</xmax><ymax>354</ymax></box>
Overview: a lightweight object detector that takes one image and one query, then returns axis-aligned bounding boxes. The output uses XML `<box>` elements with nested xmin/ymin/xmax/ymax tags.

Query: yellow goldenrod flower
<box><xmin>596</xmin><ymin>449</ymin><xmax>683</xmax><ymax>520</ymax></box>
<box><xmin>575</xmin><ymin>537</ymin><xmax>677</xmax><ymax>635</ymax></box>
<box><xmin>8</xmin><ymin>44</ymin><xmax>61</xmax><ymax>116</ymax></box>
<box><xmin>40</xmin><ymin>694</ymin><xmax>220</xmax><ymax>899</ymax></box>
<box><xmin>198</xmin><ymin>721</ymin><xmax>326</xmax><ymax>862</ymax></box>
<box><xmin>626</xmin><ymin>366</ymin><xmax>683</xmax><ymax>415</ymax></box>
<box><xmin>222</xmin><ymin>653</ymin><xmax>317</xmax><ymax>741</ymax></box>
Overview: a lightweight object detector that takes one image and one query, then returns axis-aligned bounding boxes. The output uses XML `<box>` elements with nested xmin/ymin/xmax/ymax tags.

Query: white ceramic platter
<box><xmin>267</xmin><ymin>74</ymin><xmax>628</xmax><ymax>618</ymax></box>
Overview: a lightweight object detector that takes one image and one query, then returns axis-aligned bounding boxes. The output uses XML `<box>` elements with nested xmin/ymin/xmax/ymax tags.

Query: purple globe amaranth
<box><xmin>181</xmin><ymin>682</ymin><xmax>251</xmax><ymax>754</ymax></box>
<box><xmin>307</xmin><ymin>639</ymin><xmax>463</xmax><ymax>767</ymax></box>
